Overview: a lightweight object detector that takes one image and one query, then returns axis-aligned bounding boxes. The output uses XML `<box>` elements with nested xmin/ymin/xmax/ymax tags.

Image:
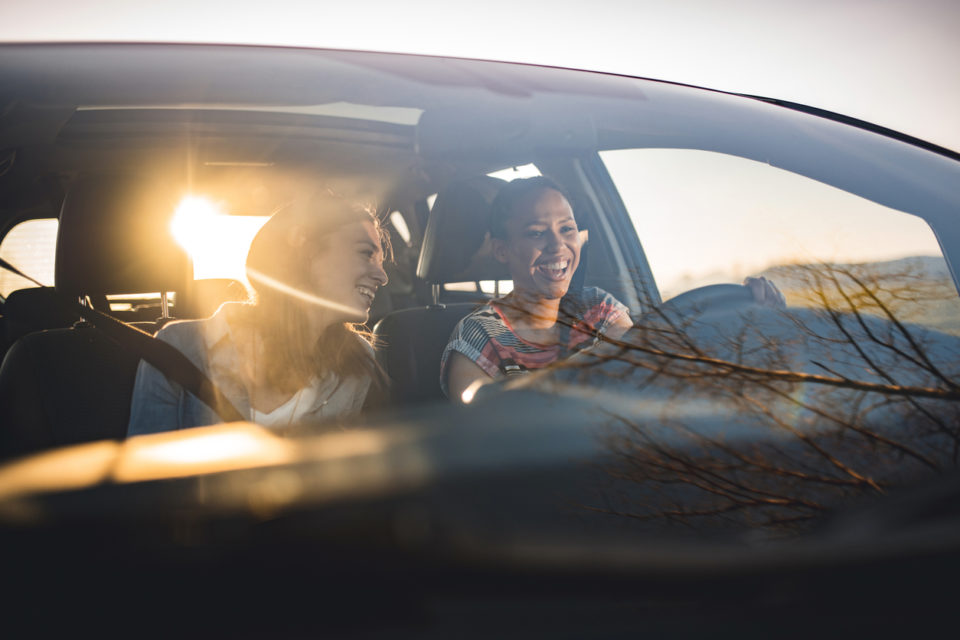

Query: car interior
<box><xmin>0</xmin><ymin>78</ymin><xmax>650</xmax><ymax>459</ymax></box>
<box><xmin>2</xmin><ymin>44</ymin><xmax>960</xmax><ymax>467</ymax></box>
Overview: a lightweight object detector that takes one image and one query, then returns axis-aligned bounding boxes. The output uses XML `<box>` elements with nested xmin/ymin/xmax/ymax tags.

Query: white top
<box><xmin>251</xmin><ymin>379</ymin><xmax>321</xmax><ymax>430</ymax></box>
<box><xmin>202</xmin><ymin>304</ymin><xmax>372</xmax><ymax>427</ymax></box>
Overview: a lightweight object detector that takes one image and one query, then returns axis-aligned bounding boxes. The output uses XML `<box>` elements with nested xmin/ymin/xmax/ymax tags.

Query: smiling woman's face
<box><xmin>493</xmin><ymin>187</ymin><xmax>581</xmax><ymax>301</ymax></box>
<box><xmin>306</xmin><ymin>219</ymin><xmax>388</xmax><ymax>329</ymax></box>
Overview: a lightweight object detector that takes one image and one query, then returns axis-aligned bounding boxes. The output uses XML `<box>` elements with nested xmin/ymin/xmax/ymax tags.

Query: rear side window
<box><xmin>0</xmin><ymin>218</ymin><xmax>58</xmax><ymax>297</ymax></box>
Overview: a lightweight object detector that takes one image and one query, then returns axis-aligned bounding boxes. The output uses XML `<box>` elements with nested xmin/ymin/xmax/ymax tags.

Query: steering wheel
<box><xmin>655</xmin><ymin>283</ymin><xmax>755</xmax><ymax>318</ymax></box>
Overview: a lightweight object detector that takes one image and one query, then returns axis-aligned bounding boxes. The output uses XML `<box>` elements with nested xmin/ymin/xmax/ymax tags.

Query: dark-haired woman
<box><xmin>441</xmin><ymin>177</ymin><xmax>783</xmax><ymax>402</ymax></box>
<box><xmin>127</xmin><ymin>194</ymin><xmax>390</xmax><ymax>435</ymax></box>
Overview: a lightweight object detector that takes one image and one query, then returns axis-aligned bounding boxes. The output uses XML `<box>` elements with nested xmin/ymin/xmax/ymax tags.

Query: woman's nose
<box><xmin>370</xmin><ymin>261</ymin><xmax>388</xmax><ymax>286</ymax></box>
<box><xmin>545</xmin><ymin>229</ymin><xmax>563</xmax><ymax>250</ymax></box>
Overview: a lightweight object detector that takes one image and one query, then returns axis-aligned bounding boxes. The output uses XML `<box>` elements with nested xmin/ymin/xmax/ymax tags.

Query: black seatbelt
<box><xmin>0</xmin><ymin>257</ymin><xmax>245</xmax><ymax>423</ymax></box>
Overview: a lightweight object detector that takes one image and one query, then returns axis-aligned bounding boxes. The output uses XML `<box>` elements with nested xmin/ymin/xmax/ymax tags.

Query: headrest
<box><xmin>3</xmin><ymin>287</ymin><xmax>80</xmax><ymax>342</ymax></box>
<box><xmin>55</xmin><ymin>176</ymin><xmax>191</xmax><ymax>298</ymax></box>
<box><xmin>416</xmin><ymin>176</ymin><xmax>510</xmax><ymax>284</ymax></box>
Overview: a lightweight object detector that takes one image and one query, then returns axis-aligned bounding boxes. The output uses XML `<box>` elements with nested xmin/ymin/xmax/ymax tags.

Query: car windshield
<box><xmin>2</xmin><ymin>44</ymin><xmax>960</xmax><ymax>633</ymax></box>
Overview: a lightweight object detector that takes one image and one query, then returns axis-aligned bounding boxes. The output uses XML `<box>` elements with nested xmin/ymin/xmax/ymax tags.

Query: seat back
<box><xmin>374</xmin><ymin>303</ymin><xmax>476</xmax><ymax>405</ymax></box>
<box><xmin>0</xmin><ymin>175</ymin><xmax>191</xmax><ymax>459</ymax></box>
<box><xmin>0</xmin><ymin>328</ymin><xmax>140</xmax><ymax>458</ymax></box>
<box><xmin>373</xmin><ymin>176</ymin><xmax>508</xmax><ymax>404</ymax></box>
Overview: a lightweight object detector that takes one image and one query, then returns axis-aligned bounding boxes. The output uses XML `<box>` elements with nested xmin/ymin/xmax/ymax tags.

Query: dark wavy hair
<box><xmin>243</xmin><ymin>192</ymin><xmax>391</xmax><ymax>395</ymax></box>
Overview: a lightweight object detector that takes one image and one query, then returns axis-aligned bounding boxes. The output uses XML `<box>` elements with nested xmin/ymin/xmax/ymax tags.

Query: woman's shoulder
<box><xmin>563</xmin><ymin>287</ymin><xmax>631</xmax><ymax>326</ymax></box>
<box><xmin>562</xmin><ymin>286</ymin><xmax>627</xmax><ymax>311</ymax></box>
<box><xmin>154</xmin><ymin>306</ymin><xmax>241</xmax><ymax>358</ymax></box>
<box><xmin>574</xmin><ymin>286</ymin><xmax>621</xmax><ymax>304</ymax></box>
<box><xmin>154</xmin><ymin>317</ymin><xmax>208</xmax><ymax>344</ymax></box>
<box><xmin>158</xmin><ymin>302</ymin><xmax>246</xmax><ymax>342</ymax></box>
<box><xmin>455</xmin><ymin>300</ymin><xmax>504</xmax><ymax>331</ymax></box>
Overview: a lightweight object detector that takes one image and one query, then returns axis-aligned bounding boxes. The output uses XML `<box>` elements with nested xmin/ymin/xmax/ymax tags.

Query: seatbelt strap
<box><xmin>0</xmin><ymin>257</ymin><xmax>245</xmax><ymax>423</ymax></box>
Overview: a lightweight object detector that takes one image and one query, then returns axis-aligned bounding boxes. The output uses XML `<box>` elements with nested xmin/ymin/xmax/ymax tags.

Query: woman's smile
<box><xmin>355</xmin><ymin>284</ymin><xmax>377</xmax><ymax>306</ymax></box>
<box><xmin>534</xmin><ymin>257</ymin><xmax>572</xmax><ymax>281</ymax></box>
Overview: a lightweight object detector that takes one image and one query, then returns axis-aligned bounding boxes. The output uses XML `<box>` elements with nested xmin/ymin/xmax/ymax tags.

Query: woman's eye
<box><xmin>561</xmin><ymin>225</ymin><xmax>577</xmax><ymax>234</ymax></box>
<box><xmin>526</xmin><ymin>230</ymin><xmax>544</xmax><ymax>238</ymax></box>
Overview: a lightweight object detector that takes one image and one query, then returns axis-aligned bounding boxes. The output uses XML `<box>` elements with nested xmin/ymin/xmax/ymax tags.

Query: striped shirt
<box><xmin>440</xmin><ymin>287</ymin><xmax>630</xmax><ymax>396</ymax></box>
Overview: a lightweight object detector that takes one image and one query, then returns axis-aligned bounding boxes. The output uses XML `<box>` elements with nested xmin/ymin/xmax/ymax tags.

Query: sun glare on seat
<box><xmin>170</xmin><ymin>195</ymin><xmax>269</xmax><ymax>284</ymax></box>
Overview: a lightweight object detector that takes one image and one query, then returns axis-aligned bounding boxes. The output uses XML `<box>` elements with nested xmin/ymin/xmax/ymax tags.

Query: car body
<box><xmin>1</xmin><ymin>43</ymin><xmax>960</xmax><ymax>636</ymax></box>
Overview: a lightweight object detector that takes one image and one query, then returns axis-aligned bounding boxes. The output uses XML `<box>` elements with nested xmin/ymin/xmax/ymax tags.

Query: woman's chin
<box><xmin>341</xmin><ymin>309</ymin><xmax>369</xmax><ymax>325</ymax></box>
<box><xmin>353</xmin><ymin>304</ymin><xmax>375</xmax><ymax>324</ymax></box>
<box><xmin>518</xmin><ymin>284</ymin><xmax>569</xmax><ymax>301</ymax></box>
<box><xmin>530</xmin><ymin>273</ymin><xmax>573</xmax><ymax>300</ymax></box>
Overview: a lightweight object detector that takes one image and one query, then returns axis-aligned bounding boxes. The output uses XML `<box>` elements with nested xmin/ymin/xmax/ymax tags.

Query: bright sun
<box><xmin>170</xmin><ymin>195</ymin><xmax>269</xmax><ymax>284</ymax></box>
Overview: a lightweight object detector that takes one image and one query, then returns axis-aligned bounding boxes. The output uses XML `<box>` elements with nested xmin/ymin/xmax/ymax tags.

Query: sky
<box><xmin>1</xmin><ymin>0</ymin><xmax>957</xmax><ymax>152</ymax></box>
<box><xmin>1</xmin><ymin>0</ymin><xmax>957</xmax><ymax>295</ymax></box>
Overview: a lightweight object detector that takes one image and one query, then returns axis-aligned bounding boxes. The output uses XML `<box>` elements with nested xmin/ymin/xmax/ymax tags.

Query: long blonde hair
<box><xmin>243</xmin><ymin>193</ymin><xmax>390</xmax><ymax>395</ymax></box>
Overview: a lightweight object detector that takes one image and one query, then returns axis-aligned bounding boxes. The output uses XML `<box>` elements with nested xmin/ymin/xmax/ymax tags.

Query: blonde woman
<box><xmin>128</xmin><ymin>194</ymin><xmax>389</xmax><ymax>434</ymax></box>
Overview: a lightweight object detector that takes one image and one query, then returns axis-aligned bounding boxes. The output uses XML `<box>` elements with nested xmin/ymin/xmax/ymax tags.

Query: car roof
<box><xmin>3</xmin><ymin>43</ymin><xmax>959</xmax><ymax>234</ymax></box>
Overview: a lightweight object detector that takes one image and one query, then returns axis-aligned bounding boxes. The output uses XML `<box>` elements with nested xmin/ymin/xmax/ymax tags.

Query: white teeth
<box><xmin>356</xmin><ymin>286</ymin><xmax>375</xmax><ymax>300</ymax></box>
<box><xmin>540</xmin><ymin>260</ymin><xmax>568</xmax><ymax>270</ymax></box>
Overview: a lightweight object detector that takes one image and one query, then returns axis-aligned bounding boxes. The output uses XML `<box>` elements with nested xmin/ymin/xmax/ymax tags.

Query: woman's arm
<box><xmin>604</xmin><ymin>311</ymin><xmax>634</xmax><ymax>340</ymax></box>
<box><xmin>125</xmin><ymin>321</ymin><xmax>204</xmax><ymax>436</ymax></box>
<box><xmin>446</xmin><ymin>351</ymin><xmax>493</xmax><ymax>403</ymax></box>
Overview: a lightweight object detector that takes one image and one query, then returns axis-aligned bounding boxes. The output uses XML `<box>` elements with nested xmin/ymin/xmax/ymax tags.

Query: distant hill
<box><xmin>759</xmin><ymin>255</ymin><xmax>952</xmax><ymax>290</ymax></box>
<box><xmin>757</xmin><ymin>256</ymin><xmax>960</xmax><ymax>336</ymax></box>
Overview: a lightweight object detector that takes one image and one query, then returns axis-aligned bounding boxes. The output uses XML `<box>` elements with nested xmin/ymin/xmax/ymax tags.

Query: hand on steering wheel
<box><xmin>743</xmin><ymin>276</ymin><xmax>786</xmax><ymax>309</ymax></box>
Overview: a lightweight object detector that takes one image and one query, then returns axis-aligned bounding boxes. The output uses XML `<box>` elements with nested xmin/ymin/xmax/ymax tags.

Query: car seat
<box><xmin>0</xmin><ymin>176</ymin><xmax>192</xmax><ymax>459</ymax></box>
<box><xmin>373</xmin><ymin>176</ymin><xmax>508</xmax><ymax>405</ymax></box>
<box><xmin>0</xmin><ymin>286</ymin><xmax>80</xmax><ymax>360</ymax></box>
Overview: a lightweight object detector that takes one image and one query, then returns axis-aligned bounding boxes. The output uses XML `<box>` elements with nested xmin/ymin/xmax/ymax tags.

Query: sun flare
<box><xmin>170</xmin><ymin>195</ymin><xmax>269</xmax><ymax>283</ymax></box>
